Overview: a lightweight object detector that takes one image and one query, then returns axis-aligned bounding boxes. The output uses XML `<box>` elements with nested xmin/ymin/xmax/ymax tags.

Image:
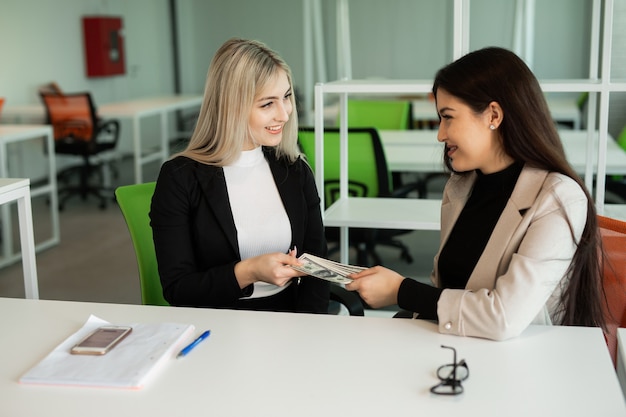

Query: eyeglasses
<box><xmin>430</xmin><ymin>345</ymin><xmax>469</xmax><ymax>395</ymax></box>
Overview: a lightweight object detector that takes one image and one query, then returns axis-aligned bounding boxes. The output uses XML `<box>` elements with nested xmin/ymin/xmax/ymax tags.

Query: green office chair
<box><xmin>115</xmin><ymin>182</ymin><xmax>168</xmax><ymax>306</ymax></box>
<box><xmin>115</xmin><ymin>182</ymin><xmax>363</xmax><ymax>315</ymax></box>
<box><xmin>341</xmin><ymin>99</ymin><xmax>414</xmax><ymax>190</ymax></box>
<box><xmin>299</xmin><ymin>127</ymin><xmax>419</xmax><ymax>267</ymax></box>
<box><xmin>341</xmin><ymin>100</ymin><xmax>412</xmax><ymax>130</ymax></box>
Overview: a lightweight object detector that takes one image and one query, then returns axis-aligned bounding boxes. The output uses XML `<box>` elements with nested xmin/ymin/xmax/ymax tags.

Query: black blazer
<box><xmin>150</xmin><ymin>148</ymin><xmax>329</xmax><ymax>313</ymax></box>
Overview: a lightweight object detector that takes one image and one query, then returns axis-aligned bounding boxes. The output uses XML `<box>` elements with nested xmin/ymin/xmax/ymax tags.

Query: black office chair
<box><xmin>298</xmin><ymin>127</ymin><xmax>420</xmax><ymax>267</ymax></box>
<box><xmin>40</xmin><ymin>91</ymin><xmax>120</xmax><ymax>209</ymax></box>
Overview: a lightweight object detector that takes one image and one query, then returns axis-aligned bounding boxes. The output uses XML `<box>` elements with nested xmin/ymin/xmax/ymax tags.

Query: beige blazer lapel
<box><xmin>439</xmin><ymin>172</ymin><xmax>475</xmax><ymax>246</ymax></box>
<box><xmin>466</xmin><ymin>167</ymin><xmax>549</xmax><ymax>290</ymax></box>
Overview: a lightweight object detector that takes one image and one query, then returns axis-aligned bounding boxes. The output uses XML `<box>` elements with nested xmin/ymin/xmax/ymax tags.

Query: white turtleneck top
<box><xmin>223</xmin><ymin>146</ymin><xmax>292</xmax><ymax>298</ymax></box>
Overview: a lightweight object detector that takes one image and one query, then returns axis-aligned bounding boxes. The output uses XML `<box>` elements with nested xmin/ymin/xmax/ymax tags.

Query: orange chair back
<box><xmin>40</xmin><ymin>92</ymin><xmax>96</xmax><ymax>142</ymax></box>
<box><xmin>598</xmin><ymin>214</ymin><xmax>626</xmax><ymax>368</ymax></box>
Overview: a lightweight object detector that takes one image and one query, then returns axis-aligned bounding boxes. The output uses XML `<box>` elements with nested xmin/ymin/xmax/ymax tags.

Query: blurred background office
<box><xmin>2</xmin><ymin>0</ymin><xmax>625</xmax><ymax>138</ymax></box>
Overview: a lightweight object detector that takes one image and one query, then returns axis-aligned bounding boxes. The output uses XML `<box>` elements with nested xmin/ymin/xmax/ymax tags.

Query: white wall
<box><xmin>0</xmin><ymin>0</ymin><xmax>174</xmax><ymax>177</ymax></box>
<box><xmin>1</xmin><ymin>0</ymin><xmax>598</xmax><ymax>109</ymax></box>
<box><xmin>0</xmin><ymin>0</ymin><xmax>174</xmax><ymax>106</ymax></box>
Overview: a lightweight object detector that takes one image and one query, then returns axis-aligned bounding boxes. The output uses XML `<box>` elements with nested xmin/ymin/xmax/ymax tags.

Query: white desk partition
<box><xmin>0</xmin><ymin>125</ymin><xmax>59</xmax><ymax>268</ymax></box>
<box><xmin>0</xmin><ymin>180</ymin><xmax>39</xmax><ymax>298</ymax></box>
<box><xmin>1</xmin><ymin>297</ymin><xmax>624</xmax><ymax>416</ymax></box>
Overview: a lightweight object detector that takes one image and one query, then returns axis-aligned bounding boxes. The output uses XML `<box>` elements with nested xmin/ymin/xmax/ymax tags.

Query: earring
<box><xmin>489</xmin><ymin>124</ymin><xmax>496</xmax><ymax>130</ymax></box>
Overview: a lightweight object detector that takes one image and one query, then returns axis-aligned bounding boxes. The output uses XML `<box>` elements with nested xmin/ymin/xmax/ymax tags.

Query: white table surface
<box><xmin>321</xmin><ymin>97</ymin><xmax>580</xmax><ymax>129</ymax></box>
<box><xmin>379</xmin><ymin>130</ymin><xmax>626</xmax><ymax>175</ymax></box>
<box><xmin>324</xmin><ymin>197</ymin><xmax>440</xmax><ymax>229</ymax></box>
<box><xmin>604</xmin><ymin>204</ymin><xmax>626</xmax><ymax>221</ymax></box>
<box><xmin>1</xmin><ymin>297</ymin><xmax>624</xmax><ymax>417</ymax></box>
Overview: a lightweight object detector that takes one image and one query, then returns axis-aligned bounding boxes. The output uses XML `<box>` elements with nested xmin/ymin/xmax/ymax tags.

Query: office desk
<box><xmin>380</xmin><ymin>130</ymin><xmax>626</xmax><ymax>175</ymax></box>
<box><xmin>0</xmin><ymin>181</ymin><xmax>39</xmax><ymax>299</ymax></box>
<box><xmin>97</xmin><ymin>95</ymin><xmax>202</xmax><ymax>183</ymax></box>
<box><xmin>1</xmin><ymin>297</ymin><xmax>624</xmax><ymax>417</ymax></box>
<box><xmin>322</xmin><ymin>97</ymin><xmax>580</xmax><ymax>130</ymax></box>
<box><xmin>0</xmin><ymin>125</ymin><xmax>59</xmax><ymax>268</ymax></box>
<box><xmin>604</xmin><ymin>204</ymin><xmax>626</xmax><ymax>221</ymax></box>
<box><xmin>2</xmin><ymin>95</ymin><xmax>203</xmax><ymax>184</ymax></box>
<box><xmin>410</xmin><ymin>97</ymin><xmax>581</xmax><ymax>129</ymax></box>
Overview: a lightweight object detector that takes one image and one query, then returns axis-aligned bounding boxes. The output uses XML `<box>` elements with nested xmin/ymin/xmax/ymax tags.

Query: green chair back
<box><xmin>115</xmin><ymin>182</ymin><xmax>169</xmax><ymax>306</ymax></box>
<box><xmin>340</xmin><ymin>100</ymin><xmax>411</xmax><ymax>130</ymax></box>
<box><xmin>298</xmin><ymin>127</ymin><xmax>391</xmax><ymax>207</ymax></box>
<box><xmin>617</xmin><ymin>126</ymin><xmax>626</xmax><ymax>152</ymax></box>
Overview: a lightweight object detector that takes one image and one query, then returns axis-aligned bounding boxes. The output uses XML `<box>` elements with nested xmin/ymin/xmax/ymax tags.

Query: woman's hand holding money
<box><xmin>345</xmin><ymin>266</ymin><xmax>404</xmax><ymax>308</ymax></box>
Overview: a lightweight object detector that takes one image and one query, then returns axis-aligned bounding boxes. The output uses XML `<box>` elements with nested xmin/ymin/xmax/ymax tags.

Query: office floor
<box><xmin>0</xmin><ymin>158</ymin><xmax>442</xmax><ymax>317</ymax></box>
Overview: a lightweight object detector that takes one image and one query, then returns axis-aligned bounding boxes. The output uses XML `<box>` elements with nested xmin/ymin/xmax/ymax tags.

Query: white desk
<box><xmin>322</xmin><ymin>97</ymin><xmax>580</xmax><ymax>130</ymax></box>
<box><xmin>0</xmin><ymin>125</ymin><xmax>59</xmax><ymax>268</ymax></box>
<box><xmin>1</xmin><ymin>297</ymin><xmax>624</xmax><ymax>417</ymax></box>
<box><xmin>618</xmin><ymin>328</ymin><xmax>626</xmax><ymax>400</ymax></box>
<box><xmin>379</xmin><ymin>130</ymin><xmax>626</xmax><ymax>175</ymax></box>
<box><xmin>97</xmin><ymin>95</ymin><xmax>202</xmax><ymax>183</ymax></box>
<box><xmin>0</xmin><ymin>181</ymin><xmax>39</xmax><ymax>298</ymax></box>
<box><xmin>604</xmin><ymin>204</ymin><xmax>626</xmax><ymax>221</ymax></box>
<box><xmin>1</xmin><ymin>95</ymin><xmax>203</xmax><ymax>184</ymax></box>
<box><xmin>410</xmin><ymin>97</ymin><xmax>581</xmax><ymax>130</ymax></box>
<box><xmin>324</xmin><ymin>197</ymin><xmax>440</xmax><ymax>230</ymax></box>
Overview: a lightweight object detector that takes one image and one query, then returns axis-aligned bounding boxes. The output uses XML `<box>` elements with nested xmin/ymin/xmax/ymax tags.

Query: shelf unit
<box><xmin>311</xmin><ymin>1</ymin><xmax>626</xmax><ymax>264</ymax></box>
<box><xmin>313</xmin><ymin>80</ymin><xmax>442</xmax><ymax>264</ymax></box>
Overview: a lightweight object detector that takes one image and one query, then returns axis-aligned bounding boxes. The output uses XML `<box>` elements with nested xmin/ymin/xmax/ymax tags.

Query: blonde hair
<box><xmin>177</xmin><ymin>38</ymin><xmax>300</xmax><ymax>166</ymax></box>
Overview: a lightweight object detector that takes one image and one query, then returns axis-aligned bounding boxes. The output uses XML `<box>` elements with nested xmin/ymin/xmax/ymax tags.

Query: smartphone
<box><xmin>70</xmin><ymin>325</ymin><xmax>133</xmax><ymax>355</ymax></box>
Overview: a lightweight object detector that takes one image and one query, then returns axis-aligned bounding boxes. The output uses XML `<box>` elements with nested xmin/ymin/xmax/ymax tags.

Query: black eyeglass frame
<box><xmin>430</xmin><ymin>345</ymin><xmax>469</xmax><ymax>396</ymax></box>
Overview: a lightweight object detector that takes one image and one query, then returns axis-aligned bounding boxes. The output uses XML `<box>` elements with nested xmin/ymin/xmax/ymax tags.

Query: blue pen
<box><xmin>177</xmin><ymin>330</ymin><xmax>211</xmax><ymax>359</ymax></box>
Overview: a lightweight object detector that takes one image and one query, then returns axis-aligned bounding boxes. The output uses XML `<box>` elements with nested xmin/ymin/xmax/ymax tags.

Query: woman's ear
<box><xmin>487</xmin><ymin>101</ymin><xmax>504</xmax><ymax>129</ymax></box>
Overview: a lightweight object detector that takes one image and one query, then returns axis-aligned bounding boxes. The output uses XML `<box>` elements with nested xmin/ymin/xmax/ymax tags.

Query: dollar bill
<box><xmin>291</xmin><ymin>253</ymin><xmax>366</xmax><ymax>284</ymax></box>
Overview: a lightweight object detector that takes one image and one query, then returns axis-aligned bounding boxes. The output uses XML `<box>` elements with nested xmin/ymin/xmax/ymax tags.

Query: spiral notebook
<box><xmin>19</xmin><ymin>315</ymin><xmax>195</xmax><ymax>390</ymax></box>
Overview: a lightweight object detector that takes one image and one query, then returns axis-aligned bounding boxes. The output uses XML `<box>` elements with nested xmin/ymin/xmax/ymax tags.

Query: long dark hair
<box><xmin>432</xmin><ymin>47</ymin><xmax>605</xmax><ymax>329</ymax></box>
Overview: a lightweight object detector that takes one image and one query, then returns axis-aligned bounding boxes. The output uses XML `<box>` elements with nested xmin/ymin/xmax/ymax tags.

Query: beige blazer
<box><xmin>432</xmin><ymin>166</ymin><xmax>588</xmax><ymax>340</ymax></box>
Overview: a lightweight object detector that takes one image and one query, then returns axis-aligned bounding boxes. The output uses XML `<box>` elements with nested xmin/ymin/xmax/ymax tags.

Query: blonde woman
<box><xmin>150</xmin><ymin>38</ymin><xmax>329</xmax><ymax>313</ymax></box>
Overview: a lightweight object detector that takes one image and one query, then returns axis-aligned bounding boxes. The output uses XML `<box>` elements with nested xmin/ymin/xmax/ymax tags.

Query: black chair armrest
<box><xmin>95</xmin><ymin>119</ymin><xmax>121</xmax><ymax>144</ymax></box>
<box><xmin>330</xmin><ymin>284</ymin><xmax>365</xmax><ymax>316</ymax></box>
<box><xmin>391</xmin><ymin>179</ymin><xmax>423</xmax><ymax>199</ymax></box>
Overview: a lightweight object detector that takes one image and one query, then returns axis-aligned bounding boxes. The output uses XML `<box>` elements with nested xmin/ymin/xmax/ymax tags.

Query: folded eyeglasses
<box><xmin>430</xmin><ymin>345</ymin><xmax>469</xmax><ymax>395</ymax></box>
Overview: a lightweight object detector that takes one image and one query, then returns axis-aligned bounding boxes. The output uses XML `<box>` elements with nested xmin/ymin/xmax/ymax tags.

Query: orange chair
<box><xmin>598</xmin><ymin>214</ymin><xmax>626</xmax><ymax>368</ymax></box>
<box><xmin>40</xmin><ymin>91</ymin><xmax>119</xmax><ymax>209</ymax></box>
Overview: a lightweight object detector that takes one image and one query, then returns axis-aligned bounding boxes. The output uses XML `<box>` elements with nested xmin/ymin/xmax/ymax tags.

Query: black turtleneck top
<box><xmin>397</xmin><ymin>162</ymin><xmax>524</xmax><ymax>320</ymax></box>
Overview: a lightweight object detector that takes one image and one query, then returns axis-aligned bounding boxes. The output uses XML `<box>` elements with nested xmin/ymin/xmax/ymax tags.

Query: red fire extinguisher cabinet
<box><xmin>82</xmin><ymin>16</ymin><xmax>126</xmax><ymax>77</ymax></box>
